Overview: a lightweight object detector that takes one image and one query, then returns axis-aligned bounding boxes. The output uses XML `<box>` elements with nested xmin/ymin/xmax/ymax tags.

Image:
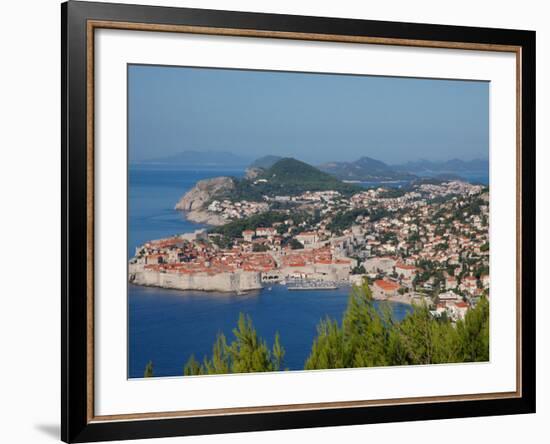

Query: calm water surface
<box><xmin>129</xmin><ymin>284</ymin><xmax>411</xmax><ymax>378</ymax></box>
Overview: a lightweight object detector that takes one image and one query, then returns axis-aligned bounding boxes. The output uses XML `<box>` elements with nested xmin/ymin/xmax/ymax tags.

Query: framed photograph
<box><xmin>62</xmin><ymin>1</ymin><xmax>536</xmax><ymax>442</ymax></box>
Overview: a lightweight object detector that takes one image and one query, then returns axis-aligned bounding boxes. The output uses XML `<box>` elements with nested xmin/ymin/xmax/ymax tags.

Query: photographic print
<box><xmin>62</xmin><ymin>5</ymin><xmax>535</xmax><ymax>440</ymax></box>
<box><xmin>127</xmin><ymin>65</ymin><xmax>490</xmax><ymax>379</ymax></box>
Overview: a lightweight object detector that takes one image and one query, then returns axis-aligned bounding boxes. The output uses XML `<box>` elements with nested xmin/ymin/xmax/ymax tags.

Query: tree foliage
<box><xmin>144</xmin><ymin>360</ymin><xmax>154</xmax><ymax>378</ymax></box>
<box><xmin>327</xmin><ymin>208</ymin><xmax>370</xmax><ymax>233</ymax></box>
<box><xmin>183</xmin><ymin>314</ymin><xmax>286</xmax><ymax>376</ymax></box>
<box><xmin>305</xmin><ymin>278</ymin><xmax>489</xmax><ymax>370</ymax></box>
<box><xmin>286</xmin><ymin>238</ymin><xmax>304</xmax><ymax>250</ymax></box>
<box><xmin>456</xmin><ymin>297</ymin><xmax>490</xmax><ymax>362</ymax></box>
<box><xmin>252</xmin><ymin>243</ymin><xmax>270</xmax><ymax>252</ymax></box>
<box><xmin>210</xmin><ymin>211</ymin><xmax>308</xmax><ymax>240</ymax></box>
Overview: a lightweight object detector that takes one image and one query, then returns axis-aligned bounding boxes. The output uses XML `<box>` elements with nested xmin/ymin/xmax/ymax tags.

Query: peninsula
<box><xmin>129</xmin><ymin>157</ymin><xmax>489</xmax><ymax>320</ymax></box>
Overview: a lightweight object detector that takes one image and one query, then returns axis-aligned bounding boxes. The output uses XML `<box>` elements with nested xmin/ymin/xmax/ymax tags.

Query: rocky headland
<box><xmin>175</xmin><ymin>176</ymin><xmax>235</xmax><ymax>226</ymax></box>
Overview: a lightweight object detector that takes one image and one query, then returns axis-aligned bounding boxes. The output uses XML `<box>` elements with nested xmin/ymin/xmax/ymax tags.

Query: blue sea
<box><xmin>128</xmin><ymin>165</ymin><xmax>245</xmax><ymax>259</ymax></box>
<box><xmin>127</xmin><ymin>164</ymin><xmax>486</xmax><ymax>378</ymax></box>
<box><xmin>354</xmin><ymin>172</ymin><xmax>489</xmax><ymax>189</ymax></box>
<box><xmin>129</xmin><ymin>283</ymin><xmax>412</xmax><ymax>378</ymax></box>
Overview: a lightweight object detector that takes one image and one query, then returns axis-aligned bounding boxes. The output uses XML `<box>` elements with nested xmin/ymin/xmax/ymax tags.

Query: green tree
<box><xmin>306</xmin><ymin>278</ymin><xmax>395</xmax><ymax>369</ymax></box>
<box><xmin>203</xmin><ymin>333</ymin><xmax>231</xmax><ymax>375</ymax></box>
<box><xmin>394</xmin><ymin>302</ymin><xmax>436</xmax><ymax>364</ymax></box>
<box><xmin>183</xmin><ymin>313</ymin><xmax>286</xmax><ymax>376</ymax></box>
<box><xmin>228</xmin><ymin>314</ymin><xmax>275</xmax><ymax>373</ymax></box>
<box><xmin>183</xmin><ymin>354</ymin><xmax>203</xmax><ymax>376</ymax></box>
<box><xmin>431</xmin><ymin>320</ymin><xmax>461</xmax><ymax>364</ymax></box>
<box><xmin>456</xmin><ymin>296</ymin><xmax>489</xmax><ymax>362</ymax></box>
<box><xmin>305</xmin><ymin>277</ymin><xmax>489</xmax><ymax>370</ymax></box>
<box><xmin>287</xmin><ymin>238</ymin><xmax>304</xmax><ymax>250</ymax></box>
<box><xmin>304</xmin><ymin>318</ymin><xmax>346</xmax><ymax>370</ymax></box>
<box><xmin>272</xmin><ymin>332</ymin><xmax>285</xmax><ymax>371</ymax></box>
<box><xmin>144</xmin><ymin>360</ymin><xmax>154</xmax><ymax>378</ymax></box>
<box><xmin>252</xmin><ymin>243</ymin><xmax>270</xmax><ymax>252</ymax></box>
<box><xmin>342</xmin><ymin>279</ymin><xmax>390</xmax><ymax>368</ymax></box>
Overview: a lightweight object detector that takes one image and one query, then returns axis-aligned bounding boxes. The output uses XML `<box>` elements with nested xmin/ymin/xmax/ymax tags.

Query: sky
<box><xmin>128</xmin><ymin>64</ymin><xmax>489</xmax><ymax>165</ymax></box>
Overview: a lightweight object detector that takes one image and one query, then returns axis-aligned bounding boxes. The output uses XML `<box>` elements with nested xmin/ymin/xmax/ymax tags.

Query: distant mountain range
<box><xmin>392</xmin><ymin>158</ymin><xmax>489</xmax><ymax>176</ymax></box>
<box><xmin>318</xmin><ymin>157</ymin><xmax>417</xmax><ymax>181</ymax></box>
<box><xmin>137</xmin><ymin>150</ymin><xmax>487</xmax><ymax>183</ymax></box>
<box><xmin>250</xmin><ymin>155</ymin><xmax>488</xmax><ymax>183</ymax></box>
<box><xmin>250</xmin><ymin>155</ymin><xmax>417</xmax><ymax>182</ymax></box>
<box><xmin>139</xmin><ymin>150</ymin><xmax>251</xmax><ymax>167</ymax></box>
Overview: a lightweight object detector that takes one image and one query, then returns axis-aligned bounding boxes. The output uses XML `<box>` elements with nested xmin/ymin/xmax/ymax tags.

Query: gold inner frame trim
<box><xmin>86</xmin><ymin>19</ymin><xmax>523</xmax><ymax>423</ymax></box>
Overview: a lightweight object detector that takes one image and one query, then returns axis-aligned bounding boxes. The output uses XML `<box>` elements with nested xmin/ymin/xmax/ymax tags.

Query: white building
<box><xmin>438</xmin><ymin>290</ymin><xmax>460</xmax><ymax>302</ymax></box>
<box><xmin>295</xmin><ymin>232</ymin><xmax>319</xmax><ymax>248</ymax></box>
<box><xmin>255</xmin><ymin>227</ymin><xmax>277</xmax><ymax>238</ymax></box>
<box><xmin>395</xmin><ymin>262</ymin><xmax>417</xmax><ymax>281</ymax></box>
<box><xmin>364</xmin><ymin>257</ymin><xmax>396</xmax><ymax>274</ymax></box>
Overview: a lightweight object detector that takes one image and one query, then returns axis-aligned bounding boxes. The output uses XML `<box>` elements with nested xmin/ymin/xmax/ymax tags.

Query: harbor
<box><xmin>287</xmin><ymin>279</ymin><xmax>340</xmax><ymax>291</ymax></box>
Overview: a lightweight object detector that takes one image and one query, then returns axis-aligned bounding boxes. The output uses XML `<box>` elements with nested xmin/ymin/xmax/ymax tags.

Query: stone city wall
<box><xmin>130</xmin><ymin>266</ymin><xmax>262</xmax><ymax>292</ymax></box>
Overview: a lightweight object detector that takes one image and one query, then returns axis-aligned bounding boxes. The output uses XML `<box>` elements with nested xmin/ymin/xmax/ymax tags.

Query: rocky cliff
<box><xmin>175</xmin><ymin>176</ymin><xmax>234</xmax><ymax>225</ymax></box>
<box><xmin>175</xmin><ymin>176</ymin><xmax>234</xmax><ymax>211</ymax></box>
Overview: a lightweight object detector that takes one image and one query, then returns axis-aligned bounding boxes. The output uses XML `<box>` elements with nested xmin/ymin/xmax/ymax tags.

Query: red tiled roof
<box><xmin>374</xmin><ymin>280</ymin><xmax>400</xmax><ymax>291</ymax></box>
<box><xmin>289</xmin><ymin>262</ymin><xmax>306</xmax><ymax>267</ymax></box>
<box><xmin>335</xmin><ymin>259</ymin><xmax>351</xmax><ymax>264</ymax></box>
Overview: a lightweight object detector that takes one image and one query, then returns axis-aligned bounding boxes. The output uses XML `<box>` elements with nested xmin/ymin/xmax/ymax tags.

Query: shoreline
<box><xmin>129</xmin><ymin>280</ymin><xmax>415</xmax><ymax>307</ymax></box>
<box><xmin>128</xmin><ymin>282</ymin><xmax>262</xmax><ymax>295</ymax></box>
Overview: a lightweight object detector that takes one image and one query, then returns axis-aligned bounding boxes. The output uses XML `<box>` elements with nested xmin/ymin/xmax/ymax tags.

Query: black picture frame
<box><xmin>62</xmin><ymin>1</ymin><xmax>536</xmax><ymax>442</ymax></box>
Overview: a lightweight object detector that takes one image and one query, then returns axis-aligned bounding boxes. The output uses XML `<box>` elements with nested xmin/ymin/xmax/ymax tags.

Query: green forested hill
<box><xmin>255</xmin><ymin>158</ymin><xmax>360</xmax><ymax>195</ymax></box>
<box><xmin>217</xmin><ymin>157</ymin><xmax>360</xmax><ymax>202</ymax></box>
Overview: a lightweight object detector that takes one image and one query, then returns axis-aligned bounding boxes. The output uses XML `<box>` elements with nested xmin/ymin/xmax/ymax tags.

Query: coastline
<box><xmin>129</xmin><ymin>265</ymin><xmax>263</xmax><ymax>293</ymax></box>
<box><xmin>128</xmin><ymin>279</ymin><xmax>415</xmax><ymax>308</ymax></box>
<box><xmin>130</xmin><ymin>264</ymin><xmax>416</xmax><ymax>304</ymax></box>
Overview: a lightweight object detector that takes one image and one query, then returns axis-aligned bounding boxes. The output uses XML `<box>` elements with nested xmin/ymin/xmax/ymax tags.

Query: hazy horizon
<box><xmin>128</xmin><ymin>65</ymin><xmax>489</xmax><ymax>165</ymax></box>
<box><xmin>131</xmin><ymin>150</ymin><xmax>489</xmax><ymax>167</ymax></box>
